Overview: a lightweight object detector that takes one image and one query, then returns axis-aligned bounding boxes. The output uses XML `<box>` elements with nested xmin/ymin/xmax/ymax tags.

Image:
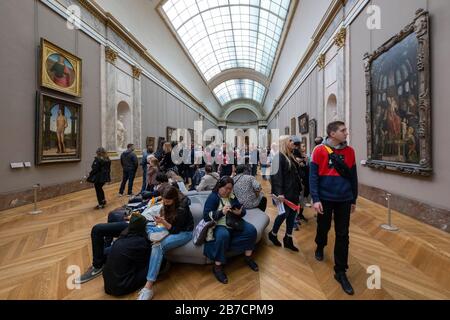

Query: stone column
<box><xmin>105</xmin><ymin>46</ymin><xmax>118</xmax><ymax>154</ymax></box>
<box><xmin>132</xmin><ymin>66</ymin><xmax>142</xmax><ymax>151</ymax></box>
<box><xmin>334</xmin><ymin>27</ymin><xmax>347</xmax><ymax>122</ymax></box>
<box><xmin>317</xmin><ymin>67</ymin><xmax>325</xmax><ymax>136</ymax></box>
<box><xmin>100</xmin><ymin>44</ymin><xmax>107</xmax><ymax>150</ymax></box>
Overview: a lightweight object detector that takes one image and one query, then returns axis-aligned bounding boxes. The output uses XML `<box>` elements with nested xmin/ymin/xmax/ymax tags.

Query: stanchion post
<box><xmin>30</xmin><ymin>184</ymin><xmax>42</xmax><ymax>215</ymax></box>
<box><xmin>380</xmin><ymin>192</ymin><xmax>398</xmax><ymax>231</ymax></box>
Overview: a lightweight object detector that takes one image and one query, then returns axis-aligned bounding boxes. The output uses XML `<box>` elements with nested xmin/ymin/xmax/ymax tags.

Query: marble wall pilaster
<box><xmin>105</xmin><ymin>54</ymin><xmax>118</xmax><ymax>153</ymax></box>
<box><xmin>132</xmin><ymin>74</ymin><xmax>142</xmax><ymax>150</ymax></box>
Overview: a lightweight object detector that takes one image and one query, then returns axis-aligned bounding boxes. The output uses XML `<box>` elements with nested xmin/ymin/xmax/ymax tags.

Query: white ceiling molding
<box><xmin>207</xmin><ymin>68</ymin><xmax>270</xmax><ymax>90</ymax></box>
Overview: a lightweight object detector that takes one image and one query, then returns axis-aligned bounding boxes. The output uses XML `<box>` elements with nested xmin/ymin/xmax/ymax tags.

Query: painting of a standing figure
<box><xmin>36</xmin><ymin>93</ymin><xmax>82</xmax><ymax>164</ymax></box>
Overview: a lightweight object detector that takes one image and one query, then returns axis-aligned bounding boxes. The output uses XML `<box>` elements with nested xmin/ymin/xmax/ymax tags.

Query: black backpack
<box><xmin>323</xmin><ymin>145</ymin><xmax>352</xmax><ymax>180</ymax></box>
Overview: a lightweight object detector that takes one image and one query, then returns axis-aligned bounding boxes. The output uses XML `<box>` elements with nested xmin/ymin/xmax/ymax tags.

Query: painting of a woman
<box><xmin>40</xmin><ymin>39</ymin><xmax>82</xmax><ymax>97</ymax></box>
<box><xmin>46</xmin><ymin>54</ymin><xmax>74</xmax><ymax>88</ymax></box>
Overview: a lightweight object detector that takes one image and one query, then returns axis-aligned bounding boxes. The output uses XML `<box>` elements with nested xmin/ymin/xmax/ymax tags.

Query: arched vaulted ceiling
<box><xmin>158</xmin><ymin>0</ymin><xmax>294</xmax><ymax>120</ymax></box>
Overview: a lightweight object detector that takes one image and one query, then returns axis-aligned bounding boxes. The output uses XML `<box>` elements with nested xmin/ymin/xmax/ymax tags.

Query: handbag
<box><xmin>86</xmin><ymin>172</ymin><xmax>96</xmax><ymax>183</ymax></box>
<box><xmin>226</xmin><ymin>213</ymin><xmax>244</xmax><ymax>232</ymax></box>
<box><xmin>193</xmin><ymin>212</ymin><xmax>216</xmax><ymax>246</ymax></box>
<box><xmin>219</xmin><ymin>197</ymin><xmax>245</xmax><ymax>232</ymax></box>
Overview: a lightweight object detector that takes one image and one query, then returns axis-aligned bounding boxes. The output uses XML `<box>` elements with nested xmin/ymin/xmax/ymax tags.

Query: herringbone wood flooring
<box><xmin>0</xmin><ymin>177</ymin><xmax>449</xmax><ymax>300</ymax></box>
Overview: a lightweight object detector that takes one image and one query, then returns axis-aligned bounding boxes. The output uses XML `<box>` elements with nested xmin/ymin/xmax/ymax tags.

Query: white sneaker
<box><xmin>137</xmin><ymin>287</ymin><xmax>154</xmax><ymax>300</ymax></box>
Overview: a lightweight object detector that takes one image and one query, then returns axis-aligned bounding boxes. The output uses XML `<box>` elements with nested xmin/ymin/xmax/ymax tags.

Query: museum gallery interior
<box><xmin>0</xmin><ymin>0</ymin><xmax>449</xmax><ymax>301</ymax></box>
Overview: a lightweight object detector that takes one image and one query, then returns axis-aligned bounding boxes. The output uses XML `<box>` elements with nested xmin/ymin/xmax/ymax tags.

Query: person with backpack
<box><xmin>102</xmin><ymin>213</ymin><xmax>151</xmax><ymax>296</ymax></box>
<box><xmin>309</xmin><ymin>121</ymin><xmax>358</xmax><ymax>295</ymax></box>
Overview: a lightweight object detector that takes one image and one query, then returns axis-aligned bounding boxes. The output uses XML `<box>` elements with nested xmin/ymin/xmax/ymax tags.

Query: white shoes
<box><xmin>137</xmin><ymin>287</ymin><xmax>154</xmax><ymax>300</ymax></box>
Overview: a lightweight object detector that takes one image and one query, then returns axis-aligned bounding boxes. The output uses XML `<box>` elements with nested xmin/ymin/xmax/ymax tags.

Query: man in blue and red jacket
<box><xmin>309</xmin><ymin>121</ymin><xmax>358</xmax><ymax>295</ymax></box>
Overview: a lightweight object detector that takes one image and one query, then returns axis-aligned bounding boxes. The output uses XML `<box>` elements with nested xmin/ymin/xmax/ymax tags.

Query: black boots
<box><xmin>283</xmin><ymin>235</ymin><xmax>299</xmax><ymax>252</ymax></box>
<box><xmin>244</xmin><ymin>256</ymin><xmax>259</xmax><ymax>272</ymax></box>
<box><xmin>268</xmin><ymin>232</ymin><xmax>282</xmax><ymax>246</ymax></box>
<box><xmin>315</xmin><ymin>246</ymin><xmax>324</xmax><ymax>261</ymax></box>
<box><xmin>269</xmin><ymin>232</ymin><xmax>299</xmax><ymax>252</ymax></box>
<box><xmin>213</xmin><ymin>265</ymin><xmax>228</xmax><ymax>284</ymax></box>
<box><xmin>334</xmin><ymin>272</ymin><xmax>354</xmax><ymax>295</ymax></box>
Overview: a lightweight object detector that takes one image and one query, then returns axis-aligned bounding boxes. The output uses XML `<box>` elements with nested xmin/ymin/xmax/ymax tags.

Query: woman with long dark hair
<box><xmin>87</xmin><ymin>147</ymin><xmax>111</xmax><ymax>209</ymax></box>
<box><xmin>137</xmin><ymin>185</ymin><xmax>194</xmax><ymax>300</ymax></box>
<box><xmin>268</xmin><ymin>135</ymin><xmax>302</xmax><ymax>251</ymax></box>
<box><xmin>203</xmin><ymin>176</ymin><xmax>258</xmax><ymax>284</ymax></box>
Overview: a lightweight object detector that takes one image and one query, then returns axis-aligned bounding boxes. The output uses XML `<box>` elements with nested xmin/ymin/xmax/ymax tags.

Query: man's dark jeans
<box><xmin>119</xmin><ymin>170</ymin><xmax>136</xmax><ymax>195</ymax></box>
<box><xmin>315</xmin><ymin>200</ymin><xmax>352</xmax><ymax>273</ymax></box>
<box><xmin>91</xmin><ymin>222</ymin><xmax>128</xmax><ymax>269</ymax></box>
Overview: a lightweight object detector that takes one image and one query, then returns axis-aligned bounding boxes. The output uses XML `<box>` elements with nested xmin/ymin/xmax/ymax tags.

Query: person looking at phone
<box><xmin>137</xmin><ymin>185</ymin><xmax>194</xmax><ymax>300</ymax></box>
<box><xmin>203</xmin><ymin>176</ymin><xmax>258</xmax><ymax>284</ymax></box>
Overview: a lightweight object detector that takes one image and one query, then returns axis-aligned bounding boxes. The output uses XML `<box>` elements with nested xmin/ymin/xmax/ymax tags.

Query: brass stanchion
<box><xmin>29</xmin><ymin>184</ymin><xmax>42</xmax><ymax>215</ymax></box>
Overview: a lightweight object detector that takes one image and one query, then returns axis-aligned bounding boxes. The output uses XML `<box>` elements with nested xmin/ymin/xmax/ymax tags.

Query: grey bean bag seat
<box><xmin>165</xmin><ymin>191</ymin><xmax>270</xmax><ymax>264</ymax></box>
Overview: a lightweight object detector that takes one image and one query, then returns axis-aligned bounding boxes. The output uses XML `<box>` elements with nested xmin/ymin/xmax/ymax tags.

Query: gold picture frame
<box><xmin>40</xmin><ymin>38</ymin><xmax>82</xmax><ymax>97</ymax></box>
<box><xmin>36</xmin><ymin>92</ymin><xmax>82</xmax><ymax>165</ymax></box>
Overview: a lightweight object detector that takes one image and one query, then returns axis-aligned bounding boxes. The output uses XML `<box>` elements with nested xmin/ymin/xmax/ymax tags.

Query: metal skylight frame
<box><xmin>159</xmin><ymin>0</ymin><xmax>293</xmax><ymax>107</ymax></box>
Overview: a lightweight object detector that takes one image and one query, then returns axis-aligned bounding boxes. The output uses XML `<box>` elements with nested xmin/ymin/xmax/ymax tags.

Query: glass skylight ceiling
<box><xmin>213</xmin><ymin>79</ymin><xmax>266</xmax><ymax>105</ymax></box>
<box><xmin>161</xmin><ymin>0</ymin><xmax>291</xmax><ymax>106</ymax></box>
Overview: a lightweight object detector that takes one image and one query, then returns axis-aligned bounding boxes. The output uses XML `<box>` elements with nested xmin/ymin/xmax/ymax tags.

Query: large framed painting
<box><xmin>36</xmin><ymin>92</ymin><xmax>82</xmax><ymax>164</ymax></box>
<box><xmin>146</xmin><ymin>137</ymin><xmax>155</xmax><ymax>151</ymax></box>
<box><xmin>364</xmin><ymin>9</ymin><xmax>431</xmax><ymax>176</ymax></box>
<box><xmin>40</xmin><ymin>39</ymin><xmax>82</xmax><ymax>97</ymax></box>
<box><xmin>166</xmin><ymin>127</ymin><xmax>176</xmax><ymax>142</ymax></box>
<box><xmin>290</xmin><ymin>117</ymin><xmax>296</xmax><ymax>135</ymax></box>
<box><xmin>298</xmin><ymin>113</ymin><xmax>309</xmax><ymax>134</ymax></box>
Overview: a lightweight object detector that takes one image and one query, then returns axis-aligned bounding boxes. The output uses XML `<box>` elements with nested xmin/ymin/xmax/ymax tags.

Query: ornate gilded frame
<box><xmin>40</xmin><ymin>39</ymin><xmax>82</xmax><ymax>97</ymax></box>
<box><xmin>364</xmin><ymin>9</ymin><xmax>431</xmax><ymax>176</ymax></box>
<box><xmin>36</xmin><ymin>92</ymin><xmax>82</xmax><ymax>165</ymax></box>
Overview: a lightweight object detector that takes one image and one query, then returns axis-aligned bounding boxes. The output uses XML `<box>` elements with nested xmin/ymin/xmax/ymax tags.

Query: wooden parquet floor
<box><xmin>0</xmin><ymin>177</ymin><xmax>449</xmax><ymax>300</ymax></box>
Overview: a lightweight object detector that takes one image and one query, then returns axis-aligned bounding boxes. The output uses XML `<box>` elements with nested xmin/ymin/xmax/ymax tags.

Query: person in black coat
<box><xmin>268</xmin><ymin>135</ymin><xmax>302</xmax><ymax>251</ymax></box>
<box><xmin>88</xmin><ymin>147</ymin><xmax>111</xmax><ymax>209</ymax></box>
<box><xmin>102</xmin><ymin>213</ymin><xmax>152</xmax><ymax>296</ymax></box>
<box><xmin>119</xmin><ymin>143</ymin><xmax>138</xmax><ymax>196</ymax></box>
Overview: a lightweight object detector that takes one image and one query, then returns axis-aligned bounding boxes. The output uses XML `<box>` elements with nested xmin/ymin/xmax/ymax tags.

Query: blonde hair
<box><xmin>278</xmin><ymin>135</ymin><xmax>294</xmax><ymax>166</ymax></box>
